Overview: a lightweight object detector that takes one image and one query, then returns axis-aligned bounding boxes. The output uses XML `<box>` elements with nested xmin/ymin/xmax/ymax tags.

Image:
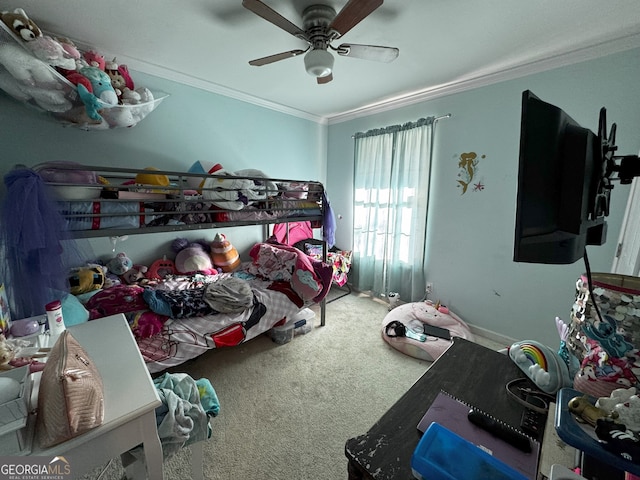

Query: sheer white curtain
<box><xmin>352</xmin><ymin>117</ymin><xmax>435</xmax><ymax>302</ymax></box>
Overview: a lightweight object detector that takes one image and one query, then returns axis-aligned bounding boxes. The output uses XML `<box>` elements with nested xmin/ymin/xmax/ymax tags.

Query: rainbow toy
<box><xmin>517</xmin><ymin>342</ymin><xmax>548</xmax><ymax>371</ymax></box>
<box><xmin>509</xmin><ymin>340</ymin><xmax>572</xmax><ymax>394</ymax></box>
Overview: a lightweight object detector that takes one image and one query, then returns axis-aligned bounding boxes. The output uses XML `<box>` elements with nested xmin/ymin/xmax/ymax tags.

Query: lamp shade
<box><xmin>304</xmin><ymin>49</ymin><xmax>334</xmax><ymax>78</ymax></box>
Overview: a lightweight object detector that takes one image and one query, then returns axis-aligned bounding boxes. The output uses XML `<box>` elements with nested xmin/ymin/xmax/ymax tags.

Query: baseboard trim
<box><xmin>466</xmin><ymin>323</ymin><xmax>516</xmax><ymax>349</ymax></box>
<box><xmin>356</xmin><ymin>289</ymin><xmax>518</xmax><ymax>348</ymax></box>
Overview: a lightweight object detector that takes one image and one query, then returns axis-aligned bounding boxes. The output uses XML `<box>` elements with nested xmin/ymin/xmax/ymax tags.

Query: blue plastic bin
<box><xmin>411</xmin><ymin>422</ymin><xmax>528</xmax><ymax>480</ymax></box>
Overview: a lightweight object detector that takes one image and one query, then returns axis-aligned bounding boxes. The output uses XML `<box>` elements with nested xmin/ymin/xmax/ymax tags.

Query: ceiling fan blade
<box><xmin>336</xmin><ymin>43</ymin><xmax>399</xmax><ymax>62</ymax></box>
<box><xmin>249</xmin><ymin>49</ymin><xmax>308</xmax><ymax>66</ymax></box>
<box><xmin>317</xmin><ymin>73</ymin><xmax>333</xmax><ymax>84</ymax></box>
<box><xmin>242</xmin><ymin>0</ymin><xmax>308</xmax><ymax>40</ymax></box>
<box><xmin>328</xmin><ymin>0</ymin><xmax>383</xmax><ymax>37</ymax></box>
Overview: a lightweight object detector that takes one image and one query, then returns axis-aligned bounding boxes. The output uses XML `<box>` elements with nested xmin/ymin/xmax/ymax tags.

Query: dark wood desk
<box><xmin>345</xmin><ymin>337</ymin><xmax>542</xmax><ymax>480</ymax></box>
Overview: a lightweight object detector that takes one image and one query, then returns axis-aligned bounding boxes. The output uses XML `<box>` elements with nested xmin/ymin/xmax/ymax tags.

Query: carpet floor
<box><xmin>82</xmin><ymin>291</ymin><xmax>501</xmax><ymax>479</ymax></box>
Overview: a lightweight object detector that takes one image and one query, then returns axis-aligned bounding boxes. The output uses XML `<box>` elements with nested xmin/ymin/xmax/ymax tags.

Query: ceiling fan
<box><xmin>242</xmin><ymin>0</ymin><xmax>399</xmax><ymax>84</ymax></box>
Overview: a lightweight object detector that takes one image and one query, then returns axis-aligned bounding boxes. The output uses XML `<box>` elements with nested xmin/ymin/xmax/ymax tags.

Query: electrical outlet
<box><xmin>426</xmin><ymin>282</ymin><xmax>433</xmax><ymax>295</ymax></box>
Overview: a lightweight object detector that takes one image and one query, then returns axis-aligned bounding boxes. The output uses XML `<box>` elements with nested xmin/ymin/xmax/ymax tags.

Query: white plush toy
<box><xmin>0</xmin><ymin>44</ymin><xmax>71</xmax><ymax>112</ymax></box>
<box><xmin>26</xmin><ymin>35</ymin><xmax>77</xmax><ymax>71</ymax></box>
<box><xmin>596</xmin><ymin>387</ymin><xmax>640</xmax><ymax>431</ymax></box>
<box><xmin>0</xmin><ymin>41</ymin><xmax>59</xmax><ymax>86</ymax></box>
<box><xmin>0</xmin><ymin>70</ymin><xmax>30</xmax><ymax>101</ymax></box>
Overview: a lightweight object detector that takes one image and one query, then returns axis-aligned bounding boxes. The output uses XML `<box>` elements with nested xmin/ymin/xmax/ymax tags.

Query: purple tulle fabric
<box><xmin>0</xmin><ymin>168</ymin><xmax>90</xmax><ymax>319</ymax></box>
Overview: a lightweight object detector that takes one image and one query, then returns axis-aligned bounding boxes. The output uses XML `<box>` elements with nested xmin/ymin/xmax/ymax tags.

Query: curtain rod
<box><xmin>351</xmin><ymin>113</ymin><xmax>452</xmax><ymax>138</ymax></box>
<box><xmin>435</xmin><ymin>113</ymin><xmax>452</xmax><ymax>122</ymax></box>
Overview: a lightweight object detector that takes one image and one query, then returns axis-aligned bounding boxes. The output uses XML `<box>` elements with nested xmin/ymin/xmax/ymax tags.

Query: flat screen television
<box><xmin>514</xmin><ymin>90</ymin><xmax>639</xmax><ymax>265</ymax></box>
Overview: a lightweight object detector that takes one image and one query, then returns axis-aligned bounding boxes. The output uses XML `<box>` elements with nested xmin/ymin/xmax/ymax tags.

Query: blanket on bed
<box><xmin>246</xmin><ymin>241</ymin><xmax>333</xmax><ymax>303</ymax></box>
<box><xmin>76</xmin><ymin>240</ymin><xmax>333</xmax><ymax>373</ymax></box>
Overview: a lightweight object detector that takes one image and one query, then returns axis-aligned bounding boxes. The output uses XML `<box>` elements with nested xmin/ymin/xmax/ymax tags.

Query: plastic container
<box><xmin>10</xmin><ymin>316</ymin><xmax>41</xmax><ymax>337</ymax></box>
<box><xmin>269</xmin><ymin>311</ymin><xmax>314</xmax><ymax>344</ymax></box>
<box><xmin>292</xmin><ymin>307</ymin><xmax>314</xmax><ymax>336</ymax></box>
<box><xmin>45</xmin><ymin>299</ymin><xmax>66</xmax><ymax>336</ymax></box>
<box><xmin>270</xmin><ymin>319</ymin><xmax>295</xmax><ymax>344</ymax></box>
<box><xmin>294</xmin><ymin>317</ymin><xmax>313</xmax><ymax>336</ymax></box>
<box><xmin>411</xmin><ymin>422</ymin><xmax>528</xmax><ymax>480</ymax></box>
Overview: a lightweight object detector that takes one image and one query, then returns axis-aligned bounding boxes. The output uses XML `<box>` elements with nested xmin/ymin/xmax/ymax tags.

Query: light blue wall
<box><xmin>2</xmin><ymin>48</ymin><xmax>639</xmax><ymax>347</ymax></box>
<box><xmin>328</xmin><ymin>47</ymin><xmax>640</xmax><ymax>347</ymax></box>
<box><xmin>0</xmin><ymin>73</ymin><xmax>327</xmax><ymax>264</ymax></box>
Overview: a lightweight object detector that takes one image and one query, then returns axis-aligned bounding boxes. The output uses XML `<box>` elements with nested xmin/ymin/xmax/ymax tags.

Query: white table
<box><xmin>23</xmin><ymin>314</ymin><xmax>164</xmax><ymax>479</ymax></box>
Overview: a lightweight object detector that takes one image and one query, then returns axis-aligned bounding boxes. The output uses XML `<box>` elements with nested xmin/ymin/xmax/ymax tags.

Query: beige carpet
<box><xmin>83</xmin><ymin>292</ymin><xmax>498</xmax><ymax>479</ymax></box>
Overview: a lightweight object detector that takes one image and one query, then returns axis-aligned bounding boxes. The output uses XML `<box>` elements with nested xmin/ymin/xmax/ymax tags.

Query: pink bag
<box><xmin>35</xmin><ymin>331</ymin><xmax>104</xmax><ymax>447</ymax></box>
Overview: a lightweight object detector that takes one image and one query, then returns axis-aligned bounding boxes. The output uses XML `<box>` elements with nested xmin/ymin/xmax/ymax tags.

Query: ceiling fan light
<box><xmin>304</xmin><ymin>49</ymin><xmax>334</xmax><ymax>78</ymax></box>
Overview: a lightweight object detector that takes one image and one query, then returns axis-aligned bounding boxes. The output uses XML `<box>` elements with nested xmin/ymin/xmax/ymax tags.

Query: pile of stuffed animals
<box><xmin>63</xmin><ymin>235</ymin><xmax>241</xmax><ymax>339</ymax></box>
<box><xmin>69</xmin><ymin>235</ymin><xmax>241</xmax><ymax>297</ymax></box>
<box><xmin>0</xmin><ymin>7</ymin><xmax>161</xmax><ymax>128</ymax></box>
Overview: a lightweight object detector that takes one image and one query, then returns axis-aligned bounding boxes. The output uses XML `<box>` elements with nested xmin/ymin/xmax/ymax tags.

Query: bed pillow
<box><xmin>61</xmin><ymin>293</ymin><xmax>89</xmax><ymax>326</ymax></box>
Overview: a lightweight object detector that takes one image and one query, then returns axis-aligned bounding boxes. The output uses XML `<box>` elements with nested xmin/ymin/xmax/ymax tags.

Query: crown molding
<box><xmin>327</xmin><ymin>32</ymin><xmax>640</xmax><ymax>125</ymax></box>
<box><xmin>70</xmin><ymin>32</ymin><xmax>640</xmax><ymax>127</ymax></box>
<box><xmin>64</xmin><ymin>38</ymin><xmax>327</xmax><ymax>125</ymax></box>
<box><xmin>113</xmin><ymin>60</ymin><xmax>328</xmax><ymax>125</ymax></box>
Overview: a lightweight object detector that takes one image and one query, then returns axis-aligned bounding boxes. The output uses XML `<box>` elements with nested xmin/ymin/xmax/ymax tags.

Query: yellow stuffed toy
<box><xmin>68</xmin><ymin>265</ymin><xmax>106</xmax><ymax>295</ymax></box>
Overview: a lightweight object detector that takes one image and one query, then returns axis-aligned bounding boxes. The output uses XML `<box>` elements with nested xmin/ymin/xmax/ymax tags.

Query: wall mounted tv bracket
<box><xmin>595</xmin><ymin>108</ymin><xmax>640</xmax><ymax>219</ymax></box>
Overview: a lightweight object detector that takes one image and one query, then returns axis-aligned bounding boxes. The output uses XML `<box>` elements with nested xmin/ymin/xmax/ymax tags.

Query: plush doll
<box><xmin>0</xmin><ymin>8</ymin><xmax>76</xmax><ymax>113</ymax></box>
<box><xmin>68</xmin><ymin>265</ymin><xmax>106</xmax><ymax>295</ymax></box>
<box><xmin>122</xmin><ymin>87</ymin><xmax>157</xmax><ymax>126</ymax></box>
<box><xmin>75</xmin><ymin>66</ymin><xmax>119</xmax><ymax>121</ymax></box>
<box><xmin>211</xmin><ymin>233</ymin><xmax>241</xmax><ymax>272</ymax></box>
<box><xmin>105</xmin><ymin>58</ymin><xmax>125</xmax><ymax>99</ymax></box>
<box><xmin>118</xmin><ymin>63</ymin><xmax>135</xmax><ymax>90</ymax></box>
<box><xmin>26</xmin><ymin>35</ymin><xmax>77</xmax><ymax>70</ymax></box>
<box><xmin>107</xmin><ymin>252</ymin><xmax>133</xmax><ymax>276</ymax></box>
<box><xmin>147</xmin><ymin>257</ymin><xmax>176</xmax><ymax>280</ymax></box>
<box><xmin>83</xmin><ymin>50</ymin><xmax>106</xmax><ymax>70</ymax></box>
<box><xmin>54</xmin><ymin>36</ymin><xmax>81</xmax><ymax>62</ymax></box>
<box><xmin>172</xmin><ymin>238</ymin><xmax>217</xmax><ymax>275</ymax></box>
<box><xmin>105</xmin><ymin>58</ymin><xmax>135</xmax><ymax>102</ymax></box>
<box><xmin>99</xmin><ymin>106</ymin><xmax>136</xmax><ymax>128</ymax></box>
<box><xmin>0</xmin><ymin>42</ymin><xmax>72</xmax><ymax>112</ymax></box>
<box><xmin>0</xmin><ymin>41</ymin><xmax>60</xmax><ymax>86</ymax></box>
<box><xmin>0</xmin><ymin>8</ymin><xmax>42</xmax><ymax>42</ymax></box>
<box><xmin>121</xmin><ymin>264</ymin><xmax>150</xmax><ymax>285</ymax></box>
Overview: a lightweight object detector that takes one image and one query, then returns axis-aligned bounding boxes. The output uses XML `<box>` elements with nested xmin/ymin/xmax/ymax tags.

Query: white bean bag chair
<box><xmin>382</xmin><ymin>302</ymin><xmax>474</xmax><ymax>361</ymax></box>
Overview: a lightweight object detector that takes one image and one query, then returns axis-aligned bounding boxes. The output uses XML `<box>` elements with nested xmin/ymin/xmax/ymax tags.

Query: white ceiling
<box><xmin>7</xmin><ymin>0</ymin><xmax>640</xmax><ymax>123</ymax></box>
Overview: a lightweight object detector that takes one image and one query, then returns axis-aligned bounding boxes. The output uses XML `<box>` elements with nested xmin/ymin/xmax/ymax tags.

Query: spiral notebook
<box><xmin>416</xmin><ymin>391</ymin><xmax>540</xmax><ymax>480</ymax></box>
